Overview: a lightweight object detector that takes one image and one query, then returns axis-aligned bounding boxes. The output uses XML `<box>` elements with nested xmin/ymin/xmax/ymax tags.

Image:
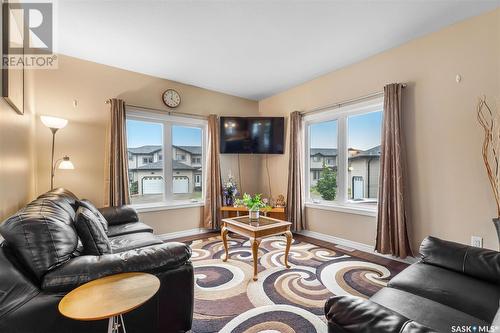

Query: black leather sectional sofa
<box><xmin>0</xmin><ymin>188</ymin><xmax>194</xmax><ymax>333</ymax></box>
<box><xmin>325</xmin><ymin>236</ymin><xmax>500</xmax><ymax>332</ymax></box>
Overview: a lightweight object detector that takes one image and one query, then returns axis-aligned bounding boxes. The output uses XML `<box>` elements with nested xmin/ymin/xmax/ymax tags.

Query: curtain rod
<box><xmin>300</xmin><ymin>83</ymin><xmax>407</xmax><ymax>116</ymax></box>
<box><xmin>104</xmin><ymin>99</ymin><xmax>208</xmax><ymax>120</ymax></box>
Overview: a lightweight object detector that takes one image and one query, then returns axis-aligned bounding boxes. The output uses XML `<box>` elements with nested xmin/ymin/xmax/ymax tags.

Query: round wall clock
<box><xmin>162</xmin><ymin>89</ymin><xmax>181</xmax><ymax>108</ymax></box>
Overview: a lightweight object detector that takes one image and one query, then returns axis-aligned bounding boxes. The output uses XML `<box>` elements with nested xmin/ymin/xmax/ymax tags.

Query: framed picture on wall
<box><xmin>1</xmin><ymin>0</ymin><xmax>24</xmax><ymax>115</ymax></box>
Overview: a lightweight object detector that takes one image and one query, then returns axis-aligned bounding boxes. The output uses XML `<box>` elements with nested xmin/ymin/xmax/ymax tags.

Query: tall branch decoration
<box><xmin>477</xmin><ymin>95</ymin><xmax>500</xmax><ymax>247</ymax></box>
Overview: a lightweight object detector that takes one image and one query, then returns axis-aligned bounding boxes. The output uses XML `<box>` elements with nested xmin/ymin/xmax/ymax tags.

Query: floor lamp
<box><xmin>40</xmin><ymin>116</ymin><xmax>75</xmax><ymax>189</ymax></box>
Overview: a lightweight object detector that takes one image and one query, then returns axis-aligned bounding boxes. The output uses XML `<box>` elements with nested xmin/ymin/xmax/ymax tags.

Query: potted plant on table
<box><xmin>235</xmin><ymin>193</ymin><xmax>271</xmax><ymax>221</ymax></box>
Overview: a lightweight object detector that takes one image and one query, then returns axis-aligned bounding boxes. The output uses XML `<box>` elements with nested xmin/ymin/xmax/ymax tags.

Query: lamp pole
<box><xmin>50</xmin><ymin>127</ymin><xmax>58</xmax><ymax>189</ymax></box>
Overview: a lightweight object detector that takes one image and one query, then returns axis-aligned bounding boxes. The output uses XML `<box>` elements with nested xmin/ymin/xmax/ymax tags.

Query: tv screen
<box><xmin>220</xmin><ymin>117</ymin><xmax>284</xmax><ymax>154</ymax></box>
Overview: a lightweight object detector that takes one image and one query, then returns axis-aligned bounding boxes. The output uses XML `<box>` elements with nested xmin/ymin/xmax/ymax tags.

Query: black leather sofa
<box><xmin>325</xmin><ymin>236</ymin><xmax>500</xmax><ymax>332</ymax></box>
<box><xmin>0</xmin><ymin>188</ymin><xmax>194</xmax><ymax>333</ymax></box>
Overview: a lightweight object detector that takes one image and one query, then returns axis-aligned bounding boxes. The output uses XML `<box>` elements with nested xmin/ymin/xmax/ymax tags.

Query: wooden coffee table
<box><xmin>221</xmin><ymin>215</ymin><xmax>293</xmax><ymax>281</ymax></box>
<box><xmin>59</xmin><ymin>272</ymin><xmax>160</xmax><ymax>333</ymax></box>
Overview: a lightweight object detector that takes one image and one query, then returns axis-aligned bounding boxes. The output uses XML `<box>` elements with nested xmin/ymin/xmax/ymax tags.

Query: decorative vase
<box><xmin>226</xmin><ymin>196</ymin><xmax>234</xmax><ymax>207</ymax></box>
<box><xmin>494</xmin><ymin>218</ymin><xmax>500</xmax><ymax>249</ymax></box>
<box><xmin>249</xmin><ymin>209</ymin><xmax>260</xmax><ymax>221</ymax></box>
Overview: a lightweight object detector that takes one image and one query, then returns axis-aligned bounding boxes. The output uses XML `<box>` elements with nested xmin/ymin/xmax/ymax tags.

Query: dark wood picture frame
<box><xmin>2</xmin><ymin>0</ymin><xmax>24</xmax><ymax>115</ymax></box>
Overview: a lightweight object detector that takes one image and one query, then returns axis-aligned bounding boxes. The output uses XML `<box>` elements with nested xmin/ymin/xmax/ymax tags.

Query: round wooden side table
<box><xmin>59</xmin><ymin>272</ymin><xmax>160</xmax><ymax>333</ymax></box>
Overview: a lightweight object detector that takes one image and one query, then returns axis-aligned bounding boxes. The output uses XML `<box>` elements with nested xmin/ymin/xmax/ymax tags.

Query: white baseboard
<box><xmin>158</xmin><ymin>228</ymin><xmax>211</xmax><ymax>241</ymax></box>
<box><xmin>298</xmin><ymin>230</ymin><xmax>417</xmax><ymax>264</ymax></box>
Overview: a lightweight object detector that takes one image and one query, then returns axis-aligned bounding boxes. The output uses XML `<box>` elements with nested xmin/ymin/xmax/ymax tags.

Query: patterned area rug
<box><xmin>185</xmin><ymin>234</ymin><xmax>406</xmax><ymax>333</ymax></box>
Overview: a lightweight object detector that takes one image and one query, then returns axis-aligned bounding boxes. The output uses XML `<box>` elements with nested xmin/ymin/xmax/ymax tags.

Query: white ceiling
<box><xmin>57</xmin><ymin>1</ymin><xmax>499</xmax><ymax>100</ymax></box>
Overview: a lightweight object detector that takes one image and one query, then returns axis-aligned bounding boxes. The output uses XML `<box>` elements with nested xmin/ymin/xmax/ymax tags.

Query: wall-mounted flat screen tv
<box><xmin>220</xmin><ymin>117</ymin><xmax>284</xmax><ymax>154</ymax></box>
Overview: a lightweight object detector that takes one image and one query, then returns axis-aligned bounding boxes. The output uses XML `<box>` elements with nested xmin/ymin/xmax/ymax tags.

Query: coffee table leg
<box><xmin>221</xmin><ymin>226</ymin><xmax>229</xmax><ymax>262</ymax></box>
<box><xmin>284</xmin><ymin>231</ymin><xmax>293</xmax><ymax>269</ymax></box>
<box><xmin>251</xmin><ymin>238</ymin><xmax>261</xmax><ymax>281</ymax></box>
<box><xmin>107</xmin><ymin>314</ymin><xmax>126</xmax><ymax>333</ymax></box>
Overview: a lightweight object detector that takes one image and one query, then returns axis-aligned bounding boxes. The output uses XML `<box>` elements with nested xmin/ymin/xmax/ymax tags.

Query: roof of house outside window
<box><xmin>310</xmin><ymin>146</ymin><xmax>381</xmax><ymax>158</ymax></box>
<box><xmin>129</xmin><ymin>160</ymin><xmax>199</xmax><ymax>171</ymax></box>
<box><xmin>128</xmin><ymin>145</ymin><xmax>202</xmax><ymax>156</ymax></box>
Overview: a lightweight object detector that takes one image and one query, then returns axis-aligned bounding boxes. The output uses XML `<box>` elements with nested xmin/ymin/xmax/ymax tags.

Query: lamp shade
<box><xmin>58</xmin><ymin>156</ymin><xmax>74</xmax><ymax>170</ymax></box>
<box><xmin>41</xmin><ymin>116</ymin><xmax>68</xmax><ymax>129</ymax></box>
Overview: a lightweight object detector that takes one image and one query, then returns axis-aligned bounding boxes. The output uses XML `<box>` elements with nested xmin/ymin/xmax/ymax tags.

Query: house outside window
<box><xmin>126</xmin><ymin>108</ymin><xmax>207</xmax><ymax>209</ymax></box>
<box><xmin>305</xmin><ymin>97</ymin><xmax>383</xmax><ymax>212</ymax></box>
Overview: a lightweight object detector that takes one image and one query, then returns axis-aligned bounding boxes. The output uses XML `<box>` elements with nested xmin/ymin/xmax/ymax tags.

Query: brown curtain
<box><xmin>375</xmin><ymin>84</ymin><xmax>413</xmax><ymax>258</ymax></box>
<box><xmin>105</xmin><ymin>98</ymin><xmax>130</xmax><ymax>207</ymax></box>
<box><xmin>286</xmin><ymin>111</ymin><xmax>306</xmax><ymax>231</ymax></box>
<box><xmin>203</xmin><ymin>114</ymin><xmax>222</xmax><ymax>229</ymax></box>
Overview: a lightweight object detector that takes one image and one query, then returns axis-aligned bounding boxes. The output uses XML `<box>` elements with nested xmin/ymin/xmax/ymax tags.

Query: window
<box><xmin>194</xmin><ymin>174</ymin><xmax>201</xmax><ymax>186</ymax></box>
<box><xmin>307</xmin><ymin>120</ymin><xmax>338</xmax><ymax>202</ymax></box>
<box><xmin>176</xmin><ymin>154</ymin><xmax>186</xmax><ymax>161</ymax></box>
<box><xmin>305</xmin><ymin>97</ymin><xmax>383</xmax><ymax>211</ymax></box>
<box><xmin>128</xmin><ymin>154</ymin><xmax>133</xmax><ymax>161</ymax></box>
<box><xmin>126</xmin><ymin>108</ymin><xmax>206</xmax><ymax>208</ymax></box>
<box><xmin>193</xmin><ymin>157</ymin><xmax>201</xmax><ymax>164</ymax></box>
<box><xmin>347</xmin><ymin>111</ymin><xmax>382</xmax><ymax>208</ymax></box>
<box><xmin>172</xmin><ymin>125</ymin><xmax>203</xmax><ymax>201</ymax></box>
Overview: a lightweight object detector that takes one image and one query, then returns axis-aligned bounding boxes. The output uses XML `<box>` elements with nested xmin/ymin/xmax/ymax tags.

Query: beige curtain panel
<box><xmin>203</xmin><ymin>114</ymin><xmax>223</xmax><ymax>229</ymax></box>
<box><xmin>106</xmin><ymin>98</ymin><xmax>130</xmax><ymax>207</ymax></box>
<box><xmin>375</xmin><ymin>83</ymin><xmax>413</xmax><ymax>258</ymax></box>
<box><xmin>286</xmin><ymin>111</ymin><xmax>306</xmax><ymax>231</ymax></box>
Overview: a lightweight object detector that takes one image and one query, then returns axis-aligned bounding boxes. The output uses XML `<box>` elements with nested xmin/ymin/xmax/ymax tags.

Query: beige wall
<box><xmin>258</xmin><ymin>9</ymin><xmax>500</xmax><ymax>251</ymax></box>
<box><xmin>0</xmin><ymin>70</ymin><xmax>36</xmax><ymax>221</ymax></box>
<box><xmin>30</xmin><ymin>55</ymin><xmax>259</xmax><ymax>233</ymax></box>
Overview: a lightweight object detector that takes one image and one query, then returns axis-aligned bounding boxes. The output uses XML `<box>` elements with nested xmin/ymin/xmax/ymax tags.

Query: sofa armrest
<box><xmin>325</xmin><ymin>296</ymin><xmax>436</xmax><ymax>333</ymax></box>
<box><xmin>41</xmin><ymin>242</ymin><xmax>191</xmax><ymax>292</ymax></box>
<box><xmin>98</xmin><ymin>205</ymin><xmax>139</xmax><ymax>225</ymax></box>
<box><xmin>420</xmin><ymin>236</ymin><xmax>500</xmax><ymax>284</ymax></box>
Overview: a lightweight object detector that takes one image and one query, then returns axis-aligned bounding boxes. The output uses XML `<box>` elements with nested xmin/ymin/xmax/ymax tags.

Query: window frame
<box><xmin>304</xmin><ymin>97</ymin><xmax>383</xmax><ymax>216</ymax></box>
<box><xmin>126</xmin><ymin>107</ymin><xmax>208</xmax><ymax>211</ymax></box>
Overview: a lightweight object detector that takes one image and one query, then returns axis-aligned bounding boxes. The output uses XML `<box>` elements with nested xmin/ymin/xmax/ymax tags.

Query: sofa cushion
<box><xmin>37</xmin><ymin>188</ymin><xmax>79</xmax><ymax>218</ymax></box>
<box><xmin>420</xmin><ymin>236</ymin><xmax>500</xmax><ymax>285</ymax></box>
<box><xmin>109</xmin><ymin>232</ymin><xmax>163</xmax><ymax>253</ymax></box>
<box><xmin>107</xmin><ymin>222</ymin><xmax>153</xmax><ymax>237</ymax></box>
<box><xmin>0</xmin><ymin>199</ymin><xmax>79</xmax><ymax>279</ymax></box>
<box><xmin>78</xmin><ymin>199</ymin><xmax>108</xmax><ymax>232</ymax></box>
<box><xmin>388</xmin><ymin>262</ymin><xmax>500</xmax><ymax>323</ymax></box>
<box><xmin>74</xmin><ymin>207</ymin><xmax>112</xmax><ymax>255</ymax></box>
<box><xmin>371</xmin><ymin>288</ymin><xmax>488</xmax><ymax>332</ymax></box>
<box><xmin>42</xmin><ymin>242</ymin><xmax>192</xmax><ymax>292</ymax></box>
<box><xmin>325</xmin><ymin>295</ymin><xmax>437</xmax><ymax>333</ymax></box>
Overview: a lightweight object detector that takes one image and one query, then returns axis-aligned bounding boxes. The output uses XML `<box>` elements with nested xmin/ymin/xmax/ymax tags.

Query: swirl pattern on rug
<box><xmin>187</xmin><ymin>235</ymin><xmax>405</xmax><ymax>333</ymax></box>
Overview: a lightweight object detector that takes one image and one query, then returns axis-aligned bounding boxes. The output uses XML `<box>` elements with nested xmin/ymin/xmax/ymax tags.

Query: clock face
<box><xmin>162</xmin><ymin>89</ymin><xmax>181</xmax><ymax>108</ymax></box>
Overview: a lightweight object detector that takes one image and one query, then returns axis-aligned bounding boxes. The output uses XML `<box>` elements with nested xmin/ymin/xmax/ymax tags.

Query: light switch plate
<box><xmin>471</xmin><ymin>236</ymin><xmax>483</xmax><ymax>248</ymax></box>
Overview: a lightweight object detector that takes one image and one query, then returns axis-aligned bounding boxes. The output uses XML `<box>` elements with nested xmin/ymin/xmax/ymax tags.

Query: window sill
<box><xmin>133</xmin><ymin>201</ymin><xmax>204</xmax><ymax>213</ymax></box>
<box><xmin>305</xmin><ymin>202</ymin><xmax>377</xmax><ymax>217</ymax></box>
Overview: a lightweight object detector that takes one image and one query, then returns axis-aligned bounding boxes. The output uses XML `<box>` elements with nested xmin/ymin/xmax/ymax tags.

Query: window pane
<box><xmin>309</xmin><ymin>120</ymin><xmax>338</xmax><ymax>202</ymax></box>
<box><xmin>172</xmin><ymin>125</ymin><xmax>203</xmax><ymax>201</ymax></box>
<box><xmin>126</xmin><ymin>119</ymin><xmax>164</xmax><ymax>205</ymax></box>
<box><xmin>347</xmin><ymin>111</ymin><xmax>382</xmax><ymax>206</ymax></box>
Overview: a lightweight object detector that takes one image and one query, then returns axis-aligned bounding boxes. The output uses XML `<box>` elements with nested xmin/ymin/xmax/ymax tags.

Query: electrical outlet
<box><xmin>471</xmin><ymin>236</ymin><xmax>483</xmax><ymax>248</ymax></box>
